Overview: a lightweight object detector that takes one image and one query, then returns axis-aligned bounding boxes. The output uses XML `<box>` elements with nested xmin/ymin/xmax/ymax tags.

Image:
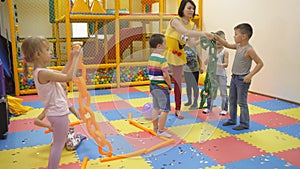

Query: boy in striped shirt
<box><xmin>148</xmin><ymin>34</ymin><xmax>172</xmax><ymax>138</ymax></box>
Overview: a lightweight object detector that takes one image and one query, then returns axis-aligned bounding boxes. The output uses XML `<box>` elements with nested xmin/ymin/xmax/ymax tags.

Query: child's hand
<box><xmin>214</xmin><ymin>34</ymin><xmax>222</xmax><ymax>41</ymax></box>
<box><xmin>243</xmin><ymin>74</ymin><xmax>252</xmax><ymax>83</ymax></box>
<box><xmin>70</xmin><ymin>46</ymin><xmax>81</xmax><ymax>60</ymax></box>
<box><xmin>75</xmin><ymin>112</ymin><xmax>82</xmax><ymax>120</ymax></box>
<box><xmin>199</xmin><ymin>67</ymin><xmax>204</xmax><ymax>74</ymax></box>
<box><xmin>47</xmin><ymin>125</ymin><xmax>53</xmax><ymax>131</ymax></box>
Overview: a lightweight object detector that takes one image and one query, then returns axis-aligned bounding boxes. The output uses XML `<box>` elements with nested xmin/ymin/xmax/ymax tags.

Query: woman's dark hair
<box><xmin>178</xmin><ymin>0</ymin><xmax>196</xmax><ymax>18</ymax></box>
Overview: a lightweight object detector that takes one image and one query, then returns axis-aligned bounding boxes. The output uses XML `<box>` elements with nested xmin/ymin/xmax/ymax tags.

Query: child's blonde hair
<box><xmin>21</xmin><ymin>36</ymin><xmax>48</xmax><ymax>76</ymax></box>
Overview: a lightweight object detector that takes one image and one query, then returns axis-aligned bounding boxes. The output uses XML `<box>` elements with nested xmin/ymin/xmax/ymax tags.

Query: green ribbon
<box><xmin>199</xmin><ymin>36</ymin><xmax>218</xmax><ymax>109</ymax></box>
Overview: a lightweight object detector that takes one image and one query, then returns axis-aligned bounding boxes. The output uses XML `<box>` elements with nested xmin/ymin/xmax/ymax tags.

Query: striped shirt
<box><xmin>148</xmin><ymin>53</ymin><xmax>170</xmax><ymax>88</ymax></box>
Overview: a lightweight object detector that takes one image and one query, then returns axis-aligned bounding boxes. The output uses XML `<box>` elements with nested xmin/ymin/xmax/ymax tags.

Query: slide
<box><xmin>83</xmin><ymin>26</ymin><xmax>143</xmax><ymax>64</ymax></box>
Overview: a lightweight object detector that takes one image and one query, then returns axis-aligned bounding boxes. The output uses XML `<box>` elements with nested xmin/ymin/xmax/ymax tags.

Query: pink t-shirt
<box><xmin>33</xmin><ymin>68</ymin><xmax>69</xmax><ymax>117</ymax></box>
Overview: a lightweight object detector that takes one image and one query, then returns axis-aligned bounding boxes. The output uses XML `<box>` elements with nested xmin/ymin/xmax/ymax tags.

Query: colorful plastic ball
<box><xmin>142</xmin><ymin>102</ymin><xmax>153</xmax><ymax>120</ymax></box>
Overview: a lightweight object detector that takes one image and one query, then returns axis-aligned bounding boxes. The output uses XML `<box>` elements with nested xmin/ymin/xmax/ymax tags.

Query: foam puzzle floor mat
<box><xmin>1</xmin><ymin>85</ymin><xmax>300</xmax><ymax>169</ymax></box>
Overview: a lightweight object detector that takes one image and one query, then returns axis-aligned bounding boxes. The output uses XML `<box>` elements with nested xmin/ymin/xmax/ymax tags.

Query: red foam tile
<box><xmin>16</xmin><ymin>94</ymin><xmax>40</xmax><ymax>102</ymax></box>
<box><xmin>251</xmin><ymin>112</ymin><xmax>300</xmax><ymax>128</ymax></box>
<box><xmin>93</xmin><ymin>100</ymin><xmax>133</xmax><ymax>111</ymax></box>
<box><xmin>192</xmin><ymin>136</ymin><xmax>266</xmax><ymax>164</ymax></box>
<box><xmin>8</xmin><ymin>119</ymin><xmax>46</xmax><ymax>132</ymax></box>
<box><xmin>247</xmin><ymin>93</ymin><xmax>273</xmax><ymax>103</ymax></box>
<box><xmin>74</xmin><ymin>122</ymin><xmax>119</xmax><ymax>139</ymax></box>
<box><xmin>110</xmin><ymin>87</ymin><xmax>140</xmax><ymax>94</ymax></box>
<box><xmin>275</xmin><ymin>147</ymin><xmax>300</xmax><ymax>168</ymax></box>
<box><xmin>68</xmin><ymin>98</ymin><xmax>79</xmax><ymax>105</ymax></box>
<box><xmin>187</xmin><ymin>108</ymin><xmax>229</xmax><ymax>122</ymax></box>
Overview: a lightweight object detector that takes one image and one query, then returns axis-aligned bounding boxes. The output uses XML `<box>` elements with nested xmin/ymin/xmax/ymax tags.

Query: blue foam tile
<box><xmin>100</xmin><ymin>108</ymin><xmax>143</xmax><ymax>121</ymax></box>
<box><xmin>74</xmin><ymin>103</ymin><xmax>97</xmax><ymax>112</ymax></box>
<box><xmin>224</xmin><ymin>154</ymin><xmax>298</xmax><ymax>169</ymax></box>
<box><xmin>170</xmin><ymin>94</ymin><xmax>188</xmax><ymax>103</ymax></box>
<box><xmin>276</xmin><ymin>124</ymin><xmax>300</xmax><ymax>139</ymax></box>
<box><xmin>0</xmin><ymin>129</ymin><xmax>52</xmax><ymax>150</ymax></box>
<box><xmin>165</xmin><ymin>112</ymin><xmax>202</xmax><ymax>128</ymax></box>
<box><xmin>88</xmin><ymin>89</ymin><xmax>111</xmax><ymax>96</ymax></box>
<box><xmin>250</xmin><ymin>99</ymin><xmax>299</xmax><ymax>111</ymax></box>
<box><xmin>116</xmin><ymin>92</ymin><xmax>149</xmax><ymax>100</ymax></box>
<box><xmin>118</xmin><ymin>108</ymin><xmax>143</xmax><ymax>119</ymax></box>
<box><xmin>76</xmin><ymin>135</ymin><xmax>136</xmax><ymax>161</ymax></box>
<box><xmin>211</xmin><ymin>118</ymin><xmax>268</xmax><ymax>135</ymax></box>
<box><xmin>75</xmin><ymin>139</ymin><xmax>102</xmax><ymax>161</ymax></box>
<box><xmin>144</xmin><ymin>143</ymin><xmax>217</xmax><ymax>169</ymax></box>
<box><xmin>22</xmin><ymin>101</ymin><xmax>44</xmax><ymax>108</ymax></box>
<box><xmin>101</xmin><ymin>109</ymin><xmax>125</xmax><ymax>121</ymax></box>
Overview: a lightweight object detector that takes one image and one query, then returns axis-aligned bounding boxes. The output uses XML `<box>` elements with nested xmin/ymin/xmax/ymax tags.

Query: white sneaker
<box><xmin>219</xmin><ymin>110</ymin><xmax>227</xmax><ymax>115</ymax></box>
<box><xmin>202</xmin><ymin>108</ymin><xmax>210</xmax><ymax>114</ymax></box>
<box><xmin>157</xmin><ymin>131</ymin><xmax>172</xmax><ymax>138</ymax></box>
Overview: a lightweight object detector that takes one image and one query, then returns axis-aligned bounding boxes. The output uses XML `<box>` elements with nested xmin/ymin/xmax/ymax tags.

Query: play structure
<box><xmin>7</xmin><ymin>0</ymin><xmax>203</xmax><ymax>96</ymax></box>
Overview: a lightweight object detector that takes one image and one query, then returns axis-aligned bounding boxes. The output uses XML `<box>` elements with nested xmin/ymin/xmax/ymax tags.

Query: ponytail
<box><xmin>23</xmin><ymin>58</ymin><xmax>29</xmax><ymax>77</ymax></box>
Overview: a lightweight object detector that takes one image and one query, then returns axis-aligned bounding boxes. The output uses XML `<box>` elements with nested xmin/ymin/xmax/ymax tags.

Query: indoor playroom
<box><xmin>0</xmin><ymin>0</ymin><xmax>300</xmax><ymax>168</ymax></box>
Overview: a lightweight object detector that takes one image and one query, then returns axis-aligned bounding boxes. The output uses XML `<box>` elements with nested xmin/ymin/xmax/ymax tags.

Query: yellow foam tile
<box><xmin>236</xmin><ymin>104</ymin><xmax>270</xmax><ymax>116</ymax></box>
<box><xmin>10</xmin><ymin>108</ymin><xmax>43</xmax><ymax>121</ymax></box>
<box><xmin>126</xmin><ymin>98</ymin><xmax>151</xmax><ymax>107</ymax></box>
<box><xmin>277</xmin><ymin>107</ymin><xmax>300</xmax><ymax>120</ymax></box>
<box><xmin>134</xmin><ymin>85</ymin><xmax>150</xmax><ymax>92</ymax></box>
<box><xmin>110</xmin><ymin>119</ymin><xmax>151</xmax><ymax>134</ymax></box>
<box><xmin>0</xmin><ymin>145</ymin><xmax>78</xmax><ymax>169</ymax></box>
<box><xmin>205</xmin><ymin>165</ymin><xmax>225</xmax><ymax>169</ymax></box>
<box><xmin>85</xmin><ymin>156</ymin><xmax>152</xmax><ymax>169</ymax></box>
<box><xmin>168</xmin><ymin>122</ymin><xmax>231</xmax><ymax>143</ymax></box>
<box><xmin>181</xmin><ymin>88</ymin><xmax>187</xmax><ymax>95</ymax></box>
<box><xmin>91</xmin><ymin>94</ymin><xmax>122</xmax><ymax>103</ymax></box>
<box><xmin>67</xmin><ymin>91</ymin><xmax>79</xmax><ymax>98</ymax></box>
<box><xmin>236</xmin><ymin>129</ymin><xmax>300</xmax><ymax>153</ymax></box>
<box><xmin>94</xmin><ymin>111</ymin><xmax>108</xmax><ymax>122</ymax></box>
<box><xmin>68</xmin><ymin>111</ymin><xmax>107</xmax><ymax>123</ymax></box>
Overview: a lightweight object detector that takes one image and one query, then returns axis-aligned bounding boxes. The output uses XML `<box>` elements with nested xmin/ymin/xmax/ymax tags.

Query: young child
<box><xmin>183</xmin><ymin>44</ymin><xmax>202</xmax><ymax>109</ymax></box>
<box><xmin>34</xmin><ymin>82</ymin><xmax>81</xmax><ymax>131</ymax></box>
<box><xmin>21</xmin><ymin>36</ymin><xmax>81</xmax><ymax>169</ymax></box>
<box><xmin>148</xmin><ymin>34</ymin><xmax>172</xmax><ymax>138</ymax></box>
<box><xmin>203</xmin><ymin>30</ymin><xmax>229</xmax><ymax>115</ymax></box>
<box><xmin>34</xmin><ymin>83</ymin><xmax>83</xmax><ymax>150</ymax></box>
<box><xmin>215</xmin><ymin>23</ymin><xmax>264</xmax><ymax>130</ymax></box>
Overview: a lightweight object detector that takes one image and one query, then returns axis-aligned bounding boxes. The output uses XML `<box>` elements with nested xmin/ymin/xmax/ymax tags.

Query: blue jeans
<box><xmin>228</xmin><ymin>74</ymin><xmax>251</xmax><ymax>128</ymax></box>
<box><xmin>150</xmin><ymin>84</ymin><xmax>171</xmax><ymax>112</ymax></box>
<box><xmin>206</xmin><ymin>75</ymin><xmax>228</xmax><ymax>111</ymax></box>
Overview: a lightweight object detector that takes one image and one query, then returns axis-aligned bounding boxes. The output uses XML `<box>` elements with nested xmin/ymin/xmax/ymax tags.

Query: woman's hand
<box><xmin>204</xmin><ymin>32</ymin><xmax>214</xmax><ymax>40</ymax></box>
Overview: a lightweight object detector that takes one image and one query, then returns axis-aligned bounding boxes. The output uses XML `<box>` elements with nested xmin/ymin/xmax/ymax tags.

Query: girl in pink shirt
<box><xmin>21</xmin><ymin>36</ymin><xmax>81</xmax><ymax>169</ymax></box>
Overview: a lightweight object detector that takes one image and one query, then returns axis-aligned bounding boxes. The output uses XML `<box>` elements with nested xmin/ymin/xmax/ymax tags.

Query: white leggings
<box><xmin>47</xmin><ymin>114</ymin><xmax>69</xmax><ymax>169</ymax></box>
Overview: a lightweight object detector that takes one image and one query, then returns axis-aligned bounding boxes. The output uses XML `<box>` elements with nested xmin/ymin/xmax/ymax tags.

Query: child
<box><xmin>183</xmin><ymin>44</ymin><xmax>202</xmax><ymax>109</ymax></box>
<box><xmin>34</xmin><ymin>83</ymin><xmax>82</xmax><ymax>150</ymax></box>
<box><xmin>203</xmin><ymin>30</ymin><xmax>229</xmax><ymax>115</ymax></box>
<box><xmin>148</xmin><ymin>34</ymin><xmax>172</xmax><ymax>138</ymax></box>
<box><xmin>21</xmin><ymin>36</ymin><xmax>81</xmax><ymax>169</ymax></box>
<box><xmin>215</xmin><ymin>23</ymin><xmax>264</xmax><ymax>130</ymax></box>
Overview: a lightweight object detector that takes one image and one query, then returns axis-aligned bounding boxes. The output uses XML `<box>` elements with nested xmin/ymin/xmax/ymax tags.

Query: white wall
<box><xmin>203</xmin><ymin>0</ymin><xmax>300</xmax><ymax>103</ymax></box>
<box><xmin>0</xmin><ymin>1</ymin><xmax>11</xmax><ymax>40</ymax></box>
